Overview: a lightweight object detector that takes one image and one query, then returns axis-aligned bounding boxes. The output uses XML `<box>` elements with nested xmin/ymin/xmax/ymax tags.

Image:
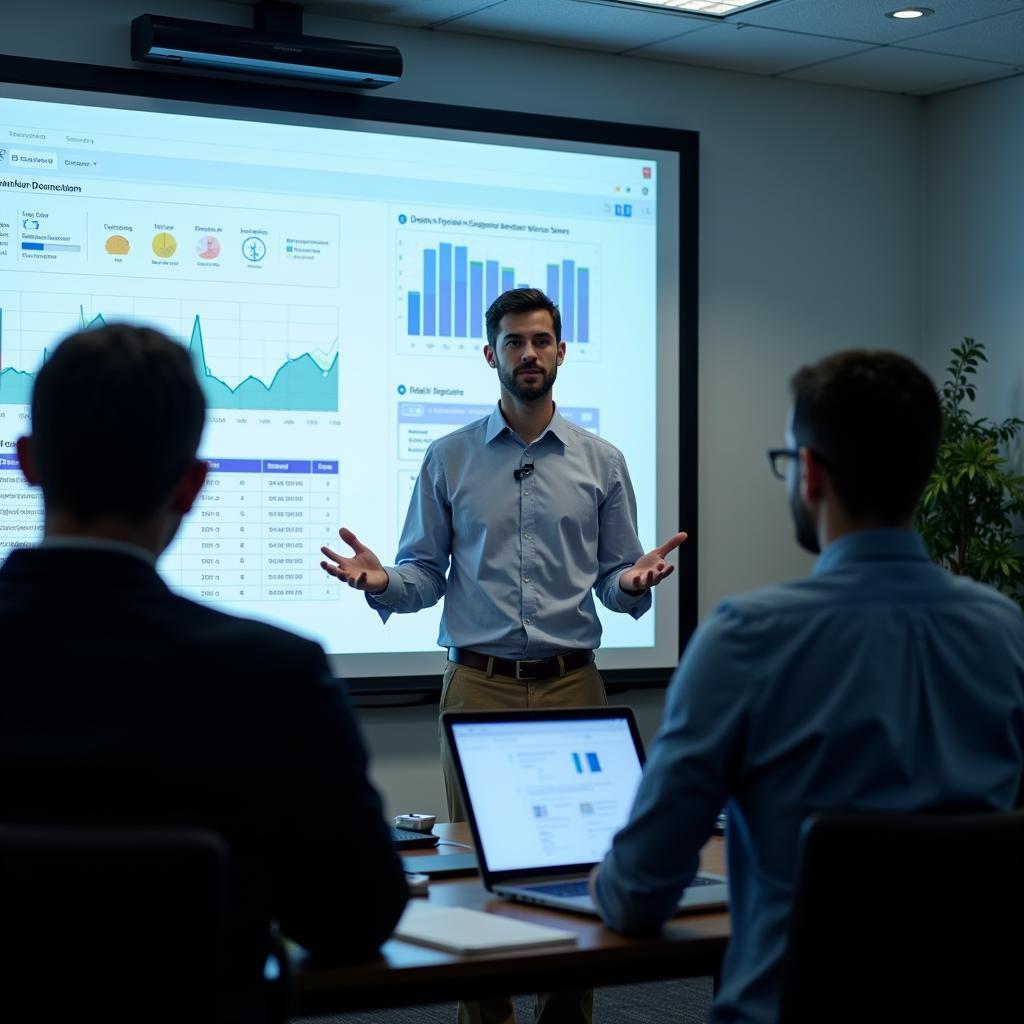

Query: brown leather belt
<box><xmin>448</xmin><ymin>647</ymin><xmax>594</xmax><ymax>681</ymax></box>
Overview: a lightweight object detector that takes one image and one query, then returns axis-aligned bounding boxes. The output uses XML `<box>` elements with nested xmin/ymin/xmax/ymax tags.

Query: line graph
<box><xmin>0</xmin><ymin>294</ymin><xmax>340</xmax><ymax>412</ymax></box>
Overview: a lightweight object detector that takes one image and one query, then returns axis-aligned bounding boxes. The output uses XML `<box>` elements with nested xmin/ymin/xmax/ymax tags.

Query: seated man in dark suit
<box><xmin>0</xmin><ymin>323</ymin><xmax>407</xmax><ymax>1021</ymax></box>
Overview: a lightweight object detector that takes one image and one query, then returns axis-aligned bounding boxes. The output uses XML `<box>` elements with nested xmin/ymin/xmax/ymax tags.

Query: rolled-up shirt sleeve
<box><xmin>366</xmin><ymin>446</ymin><xmax>452</xmax><ymax>621</ymax></box>
<box><xmin>593</xmin><ymin>451</ymin><xmax>651</xmax><ymax>619</ymax></box>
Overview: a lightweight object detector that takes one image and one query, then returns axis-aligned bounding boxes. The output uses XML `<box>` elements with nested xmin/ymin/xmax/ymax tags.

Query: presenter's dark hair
<box><xmin>485</xmin><ymin>288</ymin><xmax>561</xmax><ymax>345</ymax></box>
<box><xmin>790</xmin><ymin>349</ymin><xmax>941</xmax><ymax>524</ymax></box>
<box><xmin>30</xmin><ymin>323</ymin><xmax>206</xmax><ymax>523</ymax></box>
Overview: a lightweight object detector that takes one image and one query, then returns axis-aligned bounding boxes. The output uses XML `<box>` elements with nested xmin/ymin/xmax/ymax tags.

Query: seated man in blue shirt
<box><xmin>592</xmin><ymin>349</ymin><xmax>1024</xmax><ymax>1024</ymax></box>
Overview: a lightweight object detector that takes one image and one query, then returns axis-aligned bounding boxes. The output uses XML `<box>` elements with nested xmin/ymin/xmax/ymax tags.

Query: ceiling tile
<box><xmin>435</xmin><ymin>0</ymin><xmax>710</xmax><ymax>52</ymax></box>
<box><xmin>737</xmin><ymin>0</ymin><xmax>1024</xmax><ymax>46</ymax></box>
<box><xmin>299</xmin><ymin>1</ymin><xmax>502</xmax><ymax>29</ymax></box>
<box><xmin>628</xmin><ymin>21</ymin><xmax>872</xmax><ymax>75</ymax></box>
<box><xmin>783</xmin><ymin>44</ymin><xmax>1019</xmax><ymax>95</ymax></box>
<box><xmin>899</xmin><ymin>8</ymin><xmax>1024</xmax><ymax>65</ymax></box>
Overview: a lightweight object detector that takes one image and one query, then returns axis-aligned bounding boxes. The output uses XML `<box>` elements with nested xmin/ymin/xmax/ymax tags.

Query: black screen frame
<box><xmin>442</xmin><ymin>706</ymin><xmax>646</xmax><ymax>884</ymax></box>
<box><xmin>0</xmin><ymin>54</ymin><xmax>698</xmax><ymax>699</ymax></box>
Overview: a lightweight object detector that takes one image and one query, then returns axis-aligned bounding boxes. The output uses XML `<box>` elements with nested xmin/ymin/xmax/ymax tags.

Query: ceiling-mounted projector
<box><xmin>130</xmin><ymin>14</ymin><xmax>402</xmax><ymax>88</ymax></box>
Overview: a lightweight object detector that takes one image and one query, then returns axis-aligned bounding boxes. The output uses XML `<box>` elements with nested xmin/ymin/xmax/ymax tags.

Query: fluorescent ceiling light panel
<box><xmin>599</xmin><ymin>0</ymin><xmax>784</xmax><ymax>15</ymax></box>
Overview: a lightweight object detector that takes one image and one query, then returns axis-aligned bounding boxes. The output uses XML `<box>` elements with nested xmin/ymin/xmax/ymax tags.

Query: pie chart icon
<box><xmin>152</xmin><ymin>232</ymin><xmax>177</xmax><ymax>258</ymax></box>
<box><xmin>197</xmin><ymin>235</ymin><xmax>221</xmax><ymax>260</ymax></box>
<box><xmin>105</xmin><ymin>234</ymin><xmax>130</xmax><ymax>255</ymax></box>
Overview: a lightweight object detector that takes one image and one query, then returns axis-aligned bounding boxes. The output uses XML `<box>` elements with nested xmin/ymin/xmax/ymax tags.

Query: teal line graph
<box><xmin>0</xmin><ymin>307</ymin><xmax>339</xmax><ymax>412</ymax></box>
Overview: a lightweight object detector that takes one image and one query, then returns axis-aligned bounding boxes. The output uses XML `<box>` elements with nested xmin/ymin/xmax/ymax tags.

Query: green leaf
<box><xmin>919</xmin><ymin>339</ymin><xmax>1024</xmax><ymax>613</ymax></box>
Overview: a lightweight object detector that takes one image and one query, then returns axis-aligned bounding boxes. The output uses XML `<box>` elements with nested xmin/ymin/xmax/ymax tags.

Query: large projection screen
<box><xmin>0</xmin><ymin>58</ymin><xmax>697</xmax><ymax>694</ymax></box>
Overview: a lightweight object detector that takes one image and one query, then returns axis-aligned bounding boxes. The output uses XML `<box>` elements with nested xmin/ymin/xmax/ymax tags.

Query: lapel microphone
<box><xmin>513</xmin><ymin>463</ymin><xmax>535</xmax><ymax>481</ymax></box>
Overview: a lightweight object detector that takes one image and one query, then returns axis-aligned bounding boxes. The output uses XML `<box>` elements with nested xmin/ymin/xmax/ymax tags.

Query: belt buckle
<box><xmin>515</xmin><ymin>658</ymin><xmax>543</xmax><ymax>681</ymax></box>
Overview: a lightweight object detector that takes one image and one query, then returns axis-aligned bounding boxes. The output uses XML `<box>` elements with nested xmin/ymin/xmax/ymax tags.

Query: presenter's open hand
<box><xmin>619</xmin><ymin>531</ymin><xmax>688</xmax><ymax>594</ymax></box>
<box><xmin>320</xmin><ymin>527</ymin><xmax>389</xmax><ymax>594</ymax></box>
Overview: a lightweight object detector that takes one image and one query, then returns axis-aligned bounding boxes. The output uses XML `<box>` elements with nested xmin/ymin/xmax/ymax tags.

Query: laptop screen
<box><xmin>449</xmin><ymin>713</ymin><xmax>644</xmax><ymax>873</ymax></box>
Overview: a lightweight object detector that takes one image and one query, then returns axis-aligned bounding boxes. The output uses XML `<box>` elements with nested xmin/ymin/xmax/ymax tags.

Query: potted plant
<box><xmin>915</xmin><ymin>337</ymin><xmax>1024</xmax><ymax>611</ymax></box>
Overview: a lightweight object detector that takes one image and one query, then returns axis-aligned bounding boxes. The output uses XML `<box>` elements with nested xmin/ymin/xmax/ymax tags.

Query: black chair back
<box><xmin>778</xmin><ymin>809</ymin><xmax>1024</xmax><ymax>1023</ymax></box>
<box><xmin>0</xmin><ymin>824</ymin><xmax>228</xmax><ymax>1023</ymax></box>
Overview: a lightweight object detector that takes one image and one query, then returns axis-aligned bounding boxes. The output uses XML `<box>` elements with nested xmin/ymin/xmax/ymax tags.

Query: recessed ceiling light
<box><xmin>591</xmin><ymin>0</ymin><xmax>785</xmax><ymax>17</ymax></box>
<box><xmin>885</xmin><ymin>7</ymin><xmax>934</xmax><ymax>19</ymax></box>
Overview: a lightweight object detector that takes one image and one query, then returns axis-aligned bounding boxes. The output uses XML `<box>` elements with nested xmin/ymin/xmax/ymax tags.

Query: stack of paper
<box><xmin>395</xmin><ymin>902</ymin><xmax>578</xmax><ymax>955</ymax></box>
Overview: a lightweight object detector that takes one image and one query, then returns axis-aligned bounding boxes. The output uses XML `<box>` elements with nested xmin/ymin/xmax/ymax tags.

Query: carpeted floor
<box><xmin>292</xmin><ymin>974</ymin><xmax>714</xmax><ymax>1023</ymax></box>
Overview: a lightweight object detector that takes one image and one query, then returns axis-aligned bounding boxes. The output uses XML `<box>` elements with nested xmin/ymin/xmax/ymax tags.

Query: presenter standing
<box><xmin>320</xmin><ymin>288</ymin><xmax>683</xmax><ymax>1023</ymax></box>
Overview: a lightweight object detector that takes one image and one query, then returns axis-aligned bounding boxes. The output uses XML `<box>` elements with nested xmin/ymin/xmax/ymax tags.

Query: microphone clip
<box><xmin>513</xmin><ymin>463</ymin><xmax>535</xmax><ymax>482</ymax></box>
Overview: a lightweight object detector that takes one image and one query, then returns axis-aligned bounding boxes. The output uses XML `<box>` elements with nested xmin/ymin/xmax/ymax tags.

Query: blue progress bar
<box><xmin>22</xmin><ymin>243</ymin><xmax>81</xmax><ymax>252</ymax></box>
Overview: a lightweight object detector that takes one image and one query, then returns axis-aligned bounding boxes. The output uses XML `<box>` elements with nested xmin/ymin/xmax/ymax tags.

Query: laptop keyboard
<box><xmin>529</xmin><ymin>880</ymin><xmax>590</xmax><ymax>898</ymax></box>
<box><xmin>389</xmin><ymin>826</ymin><xmax>439</xmax><ymax>848</ymax></box>
<box><xmin>529</xmin><ymin>874</ymin><xmax>719</xmax><ymax>898</ymax></box>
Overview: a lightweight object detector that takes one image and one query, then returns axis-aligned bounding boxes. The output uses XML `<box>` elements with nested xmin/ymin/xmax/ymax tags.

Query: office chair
<box><xmin>0</xmin><ymin>824</ymin><xmax>233</xmax><ymax>1023</ymax></box>
<box><xmin>778</xmin><ymin>808</ymin><xmax>1024</xmax><ymax>1024</ymax></box>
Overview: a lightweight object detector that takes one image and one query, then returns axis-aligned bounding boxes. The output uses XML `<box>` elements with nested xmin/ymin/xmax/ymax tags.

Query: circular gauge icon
<box><xmin>196</xmin><ymin>235</ymin><xmax>221</xmax><ymax>260</ymax></box>
<box><xmin>105</xmin><ymin>234</ymin><xmax>130</xmax><ymax>255</ymax></box>
<box><xmin>241</xmin><ymin>236</ymin><xmax>267</xmax><ymax>262</ymax></box>
<box><xmin>152</xmin><ymin>232</ymin><xmax>177</xmax><ymax>258</ymax></box>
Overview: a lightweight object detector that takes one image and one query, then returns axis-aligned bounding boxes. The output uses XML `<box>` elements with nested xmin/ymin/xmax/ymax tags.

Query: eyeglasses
<box><xmin>766</xmin><ymin>447</ymin><xmax>836</xmax><ymax>481</ymax></box>
<box><xmin>766</xmin><ymin>448</ymin><xmax>798</xmax><ymax>480</ymax></box>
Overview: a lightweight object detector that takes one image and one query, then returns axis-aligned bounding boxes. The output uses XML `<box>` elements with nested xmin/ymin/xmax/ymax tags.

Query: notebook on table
<box><xmin>395</xmin><ymin>903</ymin><xmax>576</xmax><ymax>954</ymax></box>
<box><xmin>441</xmin><ymin>706</ymin><xmax>728</xmax><ymax>917</ymax></box>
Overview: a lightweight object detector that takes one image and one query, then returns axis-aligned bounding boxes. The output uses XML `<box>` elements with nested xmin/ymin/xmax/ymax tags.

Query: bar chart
<box><xmin>396</xmin><ymin>232</ymin><xmax>601</xmax><ymax>358</ymax></box>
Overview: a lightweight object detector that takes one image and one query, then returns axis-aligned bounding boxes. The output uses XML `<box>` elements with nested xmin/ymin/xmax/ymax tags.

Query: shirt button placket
<box><xmin>521</xmin><ymin>450</ymin><xmax>535</xmax><ymax>637</ymax></box>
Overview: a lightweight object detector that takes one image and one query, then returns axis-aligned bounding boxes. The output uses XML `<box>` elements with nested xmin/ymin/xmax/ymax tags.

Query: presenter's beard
<box><xmin>499</xmin><ymin>362</ymin><xmax>557</xmax><ymax>402</ymax></box>
<box><xmin>789</xmin><ymin>486</ymin><xmax>821</xmax><ymax>555</ymax></box>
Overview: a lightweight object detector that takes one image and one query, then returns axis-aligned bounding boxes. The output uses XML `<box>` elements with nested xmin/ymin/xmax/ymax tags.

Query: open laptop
<box><xmin>442</xmin><ymin>707</ymin><xmax>728</xmax><ymax>917</ymax></box>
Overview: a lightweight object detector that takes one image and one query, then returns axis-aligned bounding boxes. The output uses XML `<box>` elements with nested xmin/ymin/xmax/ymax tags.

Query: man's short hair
<box><xmin>790</xmin><ymin>350</ymin><xmax>941</xmax><ymax>524</ymax></box>
<box><xmin>485</xmin><ymin>288</ymin><xmax>561</xmax><ymax>346</ymax></box>
<box><xmin>31</xmin><ymin>323</ymin><xmax>206</xmax><ymax>523</ymax></box>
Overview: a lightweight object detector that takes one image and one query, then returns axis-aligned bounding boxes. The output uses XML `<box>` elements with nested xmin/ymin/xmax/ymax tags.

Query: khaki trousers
<box><xmin>438</xmin><ymin>658</ymin><xmax>606</xmax><ymax>1024</ymax></box>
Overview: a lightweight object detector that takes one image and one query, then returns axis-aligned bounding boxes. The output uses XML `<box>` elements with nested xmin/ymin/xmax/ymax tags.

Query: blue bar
<box><xmin>408</xmin><ymin>291</ymin><xmax>421</xmax><ymax>336</ymax></box>
<box><xmin>572</xmin><ymin>753</ymin><xmax>583</xmax><ymax>774</ymax></box>
<box><xmin>0</xmin><ymin>453</ymin><xmax>20</xmax><ymax>471</ymax></box>
<box><xmin>454</xmin><ymin>246</ymin><xmax>468</xmax><ymax>337</ymax></box>
<box><xmin>470</xmin><ymin>261</ymin><xmax>483</xmax><ymax>338</ymax></box>
<box><xmin>546</xmin><ymin>264</ymin><xmax>559</xmax><ymax>306</ymax></box>
<box><xmin>206</xmin><ymin>458</ymin><xmax>262</xmax><ymax>473</ymax></box>
<box><xmin>312</xmin><ymin>461</ymin><xmax>339</xmax><ymax>474</ymax></box>
<box><xmin>423</xmin><ymin>249</ymin><xmax>437</xmax><ymax>336</ymax></box>
<box><xmin>485</xmin><ymin>260</ymin><xmax>500</xmax><ymax>309</ymax></box>
<box><xmin>562</xmin><ymin>260</ymin><xmax>575</xmax><ymax>342</ymax></box>
<box><xmin>577</xmin><ymin>268</ymin><xmax>589</xmax><ymax>344</ymax></box>
<box><xmin>21</xmin><ymin>243</ymin><xmax>43</xmax><ymax>251</ymax></box>
<box><xmin>586</xmin><ymin>752</ymin><xmax>601</xmax><ymax>773</ymax></box>
<box><xmin>439</xmin><ymin>243</ymin><xmax>452</xmax><ymax>337</ymax></box>
<box><xmin>263</xmin><ymin>460</ymin><xmax>312</xmax><ymax>473</ymax></box>
<box><xmin>501</xmin><ymin>267</ymin><xmax>514</xmax><ymax>292</ymax></box>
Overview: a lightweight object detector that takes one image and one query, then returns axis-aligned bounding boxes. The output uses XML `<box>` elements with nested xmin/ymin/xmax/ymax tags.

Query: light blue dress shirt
<box><xmin>368</xmin><ymin>404</ymin><xmax>649</xmax><ymax>658</ymax></box>
<box><xmin>596</xmin><ymin>529</ymin><xmax>1024</xmax><ymax>1024</ymax></box>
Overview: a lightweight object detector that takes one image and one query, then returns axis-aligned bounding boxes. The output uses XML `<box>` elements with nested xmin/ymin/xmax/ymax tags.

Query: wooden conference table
<box><xmin>287</xmin><ymin>823</ymin><xmax>730</xmax><ymax>1016</ymax></box>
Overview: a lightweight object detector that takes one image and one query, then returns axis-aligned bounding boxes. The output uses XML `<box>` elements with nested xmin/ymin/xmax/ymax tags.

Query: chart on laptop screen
<box><xmin>452</xmin><ymin>717</ymin><xmax>643</xmax><ymax>872</ymax></box>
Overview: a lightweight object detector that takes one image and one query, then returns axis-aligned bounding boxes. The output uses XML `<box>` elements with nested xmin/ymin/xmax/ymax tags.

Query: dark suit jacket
<box><xmin>0</xmin><ymin>546</ymin><xmax>407</xmax><ymax>1020</ymax></box>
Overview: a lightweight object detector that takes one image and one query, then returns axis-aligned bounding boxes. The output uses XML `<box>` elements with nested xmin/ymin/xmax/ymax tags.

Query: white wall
<box><xmin>923</xmin><ymin>75</ymin><xmax>1024</xmax><ymax>470</ymax></box>
<box><xmin>3</xmin><ymin>0</ymin><xmax>925</xmax><ymax>817</ymax></box>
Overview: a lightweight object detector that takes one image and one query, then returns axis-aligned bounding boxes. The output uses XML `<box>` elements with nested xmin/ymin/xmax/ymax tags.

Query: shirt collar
<box><xmin>39</xmin><ymin>535</ymin><xmax>158</xmax><ymax>567</ymax></box>
<box><xmin>484</xmin><ymin>402</ymin><xmax>571</xmax><ymax>447</ymax></box>
<box><xmin>813</xmin><ymin>528</ymin><xmax>929</xmax><ymax>576</ymax></box>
